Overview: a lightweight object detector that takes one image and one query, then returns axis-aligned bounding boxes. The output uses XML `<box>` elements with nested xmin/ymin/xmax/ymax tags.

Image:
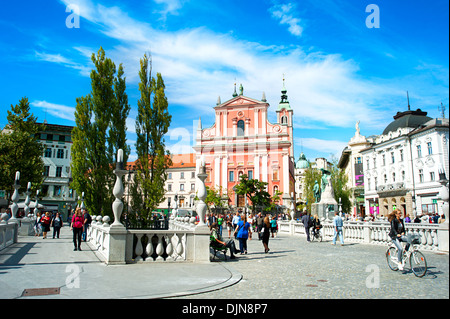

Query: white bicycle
<box><xmin>386</xmin><ymin>233</ymin><xmax>427</xmax><ymax>277</ymax></box>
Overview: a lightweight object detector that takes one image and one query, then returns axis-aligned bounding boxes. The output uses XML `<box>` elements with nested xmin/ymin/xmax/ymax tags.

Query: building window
<box><xmin>373</xmin><ymin>158</ymin><xmax>376</xmax><ymax>168</ymax></box>
<box><xmin>59</xmin><ymin>135</ymin><xmax>66</xmax><ymax>142</ymax></box>
<box><xmin>180</xmin><ymin>172</ymin><xmax>184</xmax><ymax>179</ymax></box>
<box><xmin>229</xmin><ymin>171</ymin><xmax>234</xmax><ymax>182</ymax></box>
<box><xmin>281</xmin><ymin>115</ymin><xmax>288</xmax><ymax>125</ymax></box>
<box><xmin>419</xmin><ymin>169</ymin><xmax>424</xmax><ymax>183</ymax></box>
<box><xmin>57</xmin><ymin>149</ymin><xmax>64</xmax><ymax>159</ymax></box>
<box><xmin>401</xmin><ymin>171</ymin><xmax>405</xmax><ymax>181</ymax></box>
<box><xmin>56</xmin><ymin>166</ymin><xmax>63</xmax><ymax>177</ymax></box>
<box><xmin>366</xmin><ymin>158</ymin><xmax>370</xmax><ymax>170</ymax></box>
<box><xmin>248</xmin><ymin>170</ymin><xmax>253</xmax><ymax>180</ymax></box>
<box><xmin>46</xmin><ymin>134</ymin><xmax>53</xmax><ymax>141</ymax></box>
<box><xmin>168</xmin><ymin>172</ymin><xmax>172</xmax><ymax>179</ymax></box>
<box><xmin>417</xmin><ymin>145</ymin><xmax>422</xmax><ymax>158</ymax></box>
<box><xmin>191</xmin><ymin>172</ymin><xmax>195</xmax><ymax>179</ymax></box>
<box><xmin>43</xmin><ymin>166</ymin><xmax>50</xmax><ymax>177</ymax></box>
<box><xmin>42</xmin><ymin>185</ymin><xmax>49</xmax><ymax>196</ymax></box>
<box><xmin>430</xmin><ymin>171</ymin><xmax>435</xmax><ymax>181</ymax></box>
<box><xmin>392</xmin><ymin>172</ymin><xmax>396</xmax><ymax>182</ymax></box>
<box><xmin>273</xmin><ymin>169</ymin><xmax>279</xmax><ymax>181</ymax></box>
<box><xmin>367</xmin><ymin>178</ymin><xmax>371</xmax><ymax>191</ymax></box>
<box><xmin>44</xmin><ymin>148</ymin><xmax>52</xmax><ymax>158</ymax></box>
<box><xmin>355</xmin><ymin>157</ymin><xmax>362</xmax><ymax>164</ymax></box>
<box><xmin>427</xmin><ymin>142</ymin><xmax>432</xmax><ymax>155</ymax></box>
<box><xmin>191</xmin><ymin>183</ymin><xmax>195</xmax><ymax>191</ymax></box>
<box><xmin>400</xmin><ymin>149</ymin><xmax>404</xmax><ymax>161</ymax></box>
<box><xmin>374</xmin><ymin>177</ymin><xmax>378</xmax><ymax>189</ymax></box>
<box><xmin>237</xmin><ymin>120</ymin><xmax>245</xmax><ymax>136</ymax></box>
<box><xmin>382</xmin><ymin>154</ymin><xmax>386</xmax><ymax>166</ymax></box>
<box><xmin>180</xmin><ymin>184</ymin><xmax>185</xmax><ymax>191</ymax></box>
<box><xmin>168</xmin><ymin>184</ymin><xmax>172</xmax><ymax>192</ymax></box>
<box><xmin>391</xmin><ymin>152</ymin><xmax>395</xmax><ymax>164</ymax></box>
<box><xmin>273</xmin><ymin>185</ymin><xmax>279</xmax><ymax>195</ymax></box>
<box><xmin>54</xmin><ymin>186</ymin><xmax>61</xmax><ymax>197</ymax></box>
<box><xmin>384</xmin><ymin>174</ymin><xmax>387</xmax><ymax>184</ymax></box>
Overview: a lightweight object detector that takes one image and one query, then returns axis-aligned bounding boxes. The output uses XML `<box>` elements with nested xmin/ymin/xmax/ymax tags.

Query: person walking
<box><xmin>301</xmin><ymin>212</ymin><xmax>311</xmax><ymax>242</ymax></box>
<box><xmin>256</xmin><ymin>212</ymin><xmax>263</xmax><ymax>240</ymax></box>
<box><xmin>51</xmin><ymin>212</ymin><xmax>63</xmax><ymax>239</ymax></box>
<box><xmin>388</xmin><ymin>208</ymin><xmax>408</xmax><ymax>270</ymax></box>
<box><xmin>232</xmin><ymin>212</ymin><xmax>241</xmax><ymax>238</ymax></box>
<box><xmin>332</xmin><ymin>212</ymin><xmax>344</xmax><ymax>246</ymax></box>
<box><xmin>235</xmin><ymin>214</ymin><xmax>252</xmax><ymax>254</ymax></box>
<box><xmin>70</xmin><ymin>208</ymin><xmax>85</xmax><ymax>251</ymax></box>
<box><xmin>82</xmin><ymin>209</ymin><xmax>92</xmax><ymax>241</ymax></box>
<box><xmin>40</xmin><ymin>212</ymin><xmax>52</xmax><ymax>239</ymax></box>
<box><xmin>226</xmin><ymin>214</ymin><xmax>233</xmax><ymax>238</ymax></box>
<box><xmin>270</xmin><ymin>215</ymin><xmax>278</xmax><ymax>238</ymax></box>
<box><xmin>262</xmin><ymin>216</ymin><xmax>271</xmax><ymax>253</ymax></box>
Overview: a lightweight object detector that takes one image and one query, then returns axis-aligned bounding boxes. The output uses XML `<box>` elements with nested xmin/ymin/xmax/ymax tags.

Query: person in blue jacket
<box><xmin>234</xmin><ymin>214</ymin><xmax>252</xmax><ymax>254</ymax></box>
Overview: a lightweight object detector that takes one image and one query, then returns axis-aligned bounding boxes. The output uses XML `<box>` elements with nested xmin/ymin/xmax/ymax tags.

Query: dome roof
<box><xmin>296</xmin><ymin>153</ymin><xmax>309</xmax><ymax>169</ymax></box>
<box><xmin>382</xmin><ymin>109</ymin><xmax>432</xmax><ymax>135</ymax></box>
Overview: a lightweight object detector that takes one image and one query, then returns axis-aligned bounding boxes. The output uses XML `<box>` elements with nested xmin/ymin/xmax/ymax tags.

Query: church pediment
<box><xmin>216</xmin><ymin>96</ymin><xmax>266</xmax><ymax>109</ymax></box>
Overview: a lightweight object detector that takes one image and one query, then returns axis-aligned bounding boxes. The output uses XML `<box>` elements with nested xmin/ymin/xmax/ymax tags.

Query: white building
<box><xmin>37</xmin><ymin>123</ymin><xmax>77</xmax><ymax>219</ymax></box>
<box><xmin>360</xmin><ymin>108</ymin><xmax>449</xmax><ymax>218</ymax></box>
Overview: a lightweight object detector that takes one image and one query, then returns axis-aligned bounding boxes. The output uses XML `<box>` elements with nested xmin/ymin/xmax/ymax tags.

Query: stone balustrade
<box><xmin>279</xmin><ymin>220</ymin><xmax>448</xmax><ymax>252</ymax></box>
<box><xmin>86</xmin><ymin>215</ymin><xmax>210</xmax><ymax>264</ymax></box>
<box><xmin>0</xmin><ymin>215</ymin><xmax>18</xmax><ymax>251</ymax></box>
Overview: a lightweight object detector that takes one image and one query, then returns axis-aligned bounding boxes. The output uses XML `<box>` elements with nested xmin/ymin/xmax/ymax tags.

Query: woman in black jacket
<box><xmin>388</xmin><ymin>209</ymin><xmax>408</xmax><ymax>270</ymax></box>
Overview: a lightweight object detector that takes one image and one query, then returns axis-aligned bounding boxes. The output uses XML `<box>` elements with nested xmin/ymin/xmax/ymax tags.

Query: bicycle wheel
<box><xmin>318</xmin><ymin>230</ymin><xmax>323</xmax><ymax>242</ymax></box>
<box><xmin>310</xmin><ymin>229</ymin><xmax>315</xmax><ymax>242</ymax></box>
<box><xmin>410</xmin><ymin>250</ymin><xmax>427</xmax><ymax>277</ymax></box>
<box><xmin>386</xmin><ymin>246</ymin><xmax>399</xmax><ymax>271</ymax></box>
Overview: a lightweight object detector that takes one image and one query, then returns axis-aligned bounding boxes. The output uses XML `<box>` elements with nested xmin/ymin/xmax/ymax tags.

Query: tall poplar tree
<box><xmin>71</xmin><ymin>47</ymin><xmax>129</xmax><ymax>217</ymax></box>
<box><xmin>134</xmin><ymin>53</ymin><xmax>172</xmax><ymax>224</ymax></box>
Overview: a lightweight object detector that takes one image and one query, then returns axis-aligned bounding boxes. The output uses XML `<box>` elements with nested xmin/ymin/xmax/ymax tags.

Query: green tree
<box><xmin>134</xmin><ymin>53</ymin><xmax>172</xmax><ymax>225</ymax></box>
<box><xmin>71</xmin><ymin>47</ymin><xmax>129</xmax><ymax>217</ymax></box>
<box><xmin>234</xmin><ymin>174</ymin><xmax>273</xmax><ymax>212</ymax></box>
<box><xmin>0</xmin><ymin>97</ymin><xmax>45</xmax><ymax>197</ymax></box>
<box><xmin>329</xmin><ymin>158</ymin><xmax>352</xmax><ymax>214</ymax></box>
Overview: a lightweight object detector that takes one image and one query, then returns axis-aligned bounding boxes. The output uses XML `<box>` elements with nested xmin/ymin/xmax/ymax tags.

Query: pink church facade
<box><xmin>193</xmin><ymin>83</ymin><xmax>296</xmax><ymax>209</ymax></box>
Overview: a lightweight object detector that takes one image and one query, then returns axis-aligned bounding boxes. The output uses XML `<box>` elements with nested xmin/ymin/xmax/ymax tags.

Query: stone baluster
<box><xmin>112</xmin><ymin>149</ymin><xmax>127</xmax><ymax>229</ymax></box>
<box><xmin>155</xmin><ymin>234</ymin><xmax>164</xmax><ymax>261</ymax></box>
<box><xmin>24</xmin><ymin>182</ymin><xmax>31</xmax><ymax>217</ymax></box>
<box><xmin>135</xmin><ymin>234</ymin><xmax>144</xmax><ymax>262</ymax></box>
<box><xmin>196</xmin><ymin>157</ymin><xmax>207</xmax><ymax>227</ymax></box>
<box><xmin>165</xmin><ymin>234</ymin><xmax>174</xmax><ymax>261</ymax></box>
<box><xmin>9</xmin><ymin>171</ymin><xmax>20</xmax><ymax>224</ymax></box>
<box><xmin>145</xmin><ymin>234</ymin><xmax>154</xmax><ymax>262</ymax></box>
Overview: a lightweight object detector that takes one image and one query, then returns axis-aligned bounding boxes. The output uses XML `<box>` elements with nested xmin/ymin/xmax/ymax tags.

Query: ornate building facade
<box><xmin>193</xmin><ymin>83</ymin><xmax>295</xmax><ymax>210</ymax></box>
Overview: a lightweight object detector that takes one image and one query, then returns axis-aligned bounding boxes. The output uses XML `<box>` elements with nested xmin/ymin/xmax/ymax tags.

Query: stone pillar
<box><xmin>9</xmin><ymin>171</ymin><xmax>20</xmax><ymax>224</ymax></box>
<box><xmin>196</xmin><ymin>157</ymin><xmax>208</xmax><ymax>227</ymax></box>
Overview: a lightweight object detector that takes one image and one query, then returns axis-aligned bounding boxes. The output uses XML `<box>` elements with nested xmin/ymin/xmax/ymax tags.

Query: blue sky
<box><xmin>0</xmin><ymin>0</ymin><xmax>448</xmax><ymax>164</ymax></box>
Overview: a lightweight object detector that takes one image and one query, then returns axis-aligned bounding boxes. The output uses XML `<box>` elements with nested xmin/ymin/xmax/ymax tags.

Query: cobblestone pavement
<box><xmin>175</xmin><ymin>232</ymin><xmax>449</xmax><ymax>299</ymax></box>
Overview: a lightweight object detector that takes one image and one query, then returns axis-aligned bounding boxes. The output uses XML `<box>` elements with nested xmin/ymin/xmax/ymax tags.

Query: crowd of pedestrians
<box><xmin>207</xmin><ymin>210</ymin><xmax>289</xmax><ymax>257</ymax></box>
<box><xmin>33</xmin><ymin>208</ymin><xmax>92</xmax><ymax>251</ymax></box>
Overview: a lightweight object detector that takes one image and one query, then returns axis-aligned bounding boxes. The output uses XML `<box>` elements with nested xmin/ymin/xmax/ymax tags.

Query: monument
<box><xmin>312</xmin><ymin>169</ymin><xmax>338</xmax><ymax>221</ymax></box>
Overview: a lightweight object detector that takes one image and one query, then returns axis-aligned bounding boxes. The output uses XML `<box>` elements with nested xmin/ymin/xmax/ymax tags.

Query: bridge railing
<box><xmin>278</xmin><ymin>220</ymin><xmax>448</xmax><ymax>252</ymax></box>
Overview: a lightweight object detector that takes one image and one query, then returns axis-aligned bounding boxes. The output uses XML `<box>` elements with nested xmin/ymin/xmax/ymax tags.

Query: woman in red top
<box><xmin>40</xmin><ymin>212</ymin><xmax>52</xmax><ymax>239</ymax></box>
<box><xmin>71</xmin><ymin>208</ymin><xmax>85</xmax><ymax>251</ymax></box>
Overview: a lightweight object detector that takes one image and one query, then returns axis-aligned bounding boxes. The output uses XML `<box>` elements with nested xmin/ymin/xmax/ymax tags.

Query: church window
<box><xmin>237</xmin><ymin>120</ymin><xmax>245</xmax><ymax>136</ymax></box>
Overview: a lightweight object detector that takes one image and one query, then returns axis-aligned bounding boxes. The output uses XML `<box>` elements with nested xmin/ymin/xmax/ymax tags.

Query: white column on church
<box><xmin>283</xmin><ymin>153</ymin><xmax>289</xmax><ymax>196</ymax></box>
<box><xmin>223</xmin><ymin>111</ymin><xmax>228</xmax><ymax>137</ymax></box>
<box><xmin>255</xmin><ymin>109</ymin><xmax>259</xmax><ymax>135</ymax></box>
<box><xmin>222</xmin><ymin>156</ymin><xmax>228</xmax><ymax>191</ymax></box>
<box><xmin>254</xmin><ymin>155</ymin><xmax>260</xmax><ymax>181</ymax></box>
<box><xmin>214</xmin><ymin>156</ymin><xmax>221</xmax><ymax>188</ymax></box>
<box><xmin>262</xmin><ymin>155</ymin><xmax>268</xmax><ymax>183</ymax></box>
<box><xmin>216</xmin><ymin>111</ymin><xmax>221</xmax><ymax>136</ymax></box>
<box><xmin>261</xmin><ymin>110</ymin><xmax>267</xmax><ymax>135</ymax></box>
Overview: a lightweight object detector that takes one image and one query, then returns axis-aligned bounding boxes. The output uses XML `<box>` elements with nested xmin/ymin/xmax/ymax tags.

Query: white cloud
<box><xmin>51</xmin><ymin>0</ymin><xmax>405</xmax><ymax>132</ymax></box>
<box><xmin>31</xmin><ymin>100</ymin><xmax>76</xmax><ymax>121</ymax></box>
<box><xmin>34</xmin><ymin>51</ymin><xmax>91</xmax><ymax>76</ymax></box>
<box><xmin>269</xmin><ymin>3</ymin><xmax>304</xmax><ymax>37</ymax></box>
<box><xmin>299</xmin><ymin>137</ymin><xmax>348</xmax><ymax>156</ymax></box>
